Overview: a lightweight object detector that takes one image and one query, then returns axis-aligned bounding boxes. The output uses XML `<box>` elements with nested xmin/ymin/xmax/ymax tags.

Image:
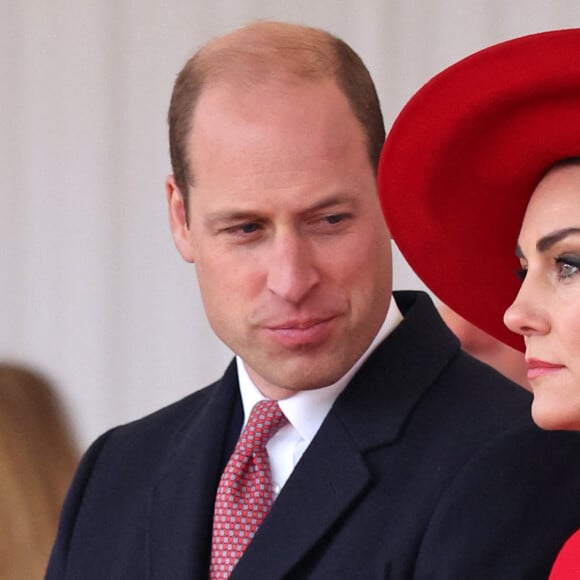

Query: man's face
<box><xmin>167</xmin><ymin>78</ymin><xmax>392</xmax><ymax>400</ymax></box>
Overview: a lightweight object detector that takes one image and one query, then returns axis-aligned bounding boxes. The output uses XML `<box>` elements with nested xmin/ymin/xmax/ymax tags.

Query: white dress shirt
<box><xmin>236</xmin><ymin>295</ymin><xmax>403</xmax><ymax>497</ymax></box>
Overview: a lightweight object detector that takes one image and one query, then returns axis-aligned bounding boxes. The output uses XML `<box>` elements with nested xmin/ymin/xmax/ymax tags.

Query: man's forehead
<box><xmin>191</xmin><ymin>76</ymin><xmax>344</xmax><ymax>138</ymax></box>
<box><xmin>197</xmin><ymin>73</ymin><xmax>334</xmax><ymax>104</ymax></box>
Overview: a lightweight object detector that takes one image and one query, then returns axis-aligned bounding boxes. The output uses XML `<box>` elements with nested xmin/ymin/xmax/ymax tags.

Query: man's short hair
<box><xmin>167</xmin><ymin>21</ymin><xmax>385</xmax><ymax>211</ymax></box>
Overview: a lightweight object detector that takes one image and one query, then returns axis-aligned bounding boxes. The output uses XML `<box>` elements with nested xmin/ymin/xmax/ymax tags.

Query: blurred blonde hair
<box><xmin>0</xmin><ymin>364</ymin><xmax>78</xmax><ymax>580</ymax></box>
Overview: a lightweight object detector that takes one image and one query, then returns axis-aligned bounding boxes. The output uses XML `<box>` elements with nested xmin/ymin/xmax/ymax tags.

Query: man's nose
<box><xmin>266</xmin><ymin>232</ymin><xmax>320</xmax><ymax>304</ymax></box>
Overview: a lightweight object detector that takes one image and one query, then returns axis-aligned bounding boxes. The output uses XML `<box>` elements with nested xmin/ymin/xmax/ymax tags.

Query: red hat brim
<box><xmin>379</xmin><ymin>28</ymin><xmax>580</xmax><ymax>352</ymax></box>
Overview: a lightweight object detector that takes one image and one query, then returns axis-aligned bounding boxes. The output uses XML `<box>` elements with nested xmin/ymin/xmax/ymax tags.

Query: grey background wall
<box><xmin>2</xmin><ymin>0</ymin><xmax>579</xmax><ymax>448</ymax></box>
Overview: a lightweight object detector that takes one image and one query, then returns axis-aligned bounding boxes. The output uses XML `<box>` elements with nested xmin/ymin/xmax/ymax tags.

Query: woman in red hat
<box><xmin>378</xmin><ymin>28</ymin><xmax>580</xmax><ymax>579</ymax></box>
<box><xmin>503</xmin><ymin>157</ymin><xmax>580</xmax><ymax>579</ymax></box>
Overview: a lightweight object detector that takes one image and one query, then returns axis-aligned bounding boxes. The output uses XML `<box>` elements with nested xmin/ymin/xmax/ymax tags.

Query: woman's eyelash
<box><xmin>513</xmin><ymin>255</ymin><xmax>580</xmax><ymax>282</ymax></box>
<box><xmin>555</xmin><ymin>255</ymin><xmax>580</xmax><ymax>279</ymax></box>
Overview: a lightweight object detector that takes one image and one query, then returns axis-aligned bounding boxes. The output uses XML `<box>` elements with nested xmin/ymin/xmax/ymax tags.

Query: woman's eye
<box><xmin>556</xmin><ymin>258</ymin><xmax>580</xmax><ymax>280</ymax></box>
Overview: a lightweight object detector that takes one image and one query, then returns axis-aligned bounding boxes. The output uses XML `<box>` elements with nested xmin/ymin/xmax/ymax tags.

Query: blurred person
<box><xmin>378</xmin><ymin>27</ymin><xmax>580</xmax><ymax>580</ymax></box>
<box><xmin>0</xmin><ymin>363</ymin><xmax>78</xmax><ymax>580</ymax></box>
<box><xmin>46</xmin><ymin>21</ymin><xmax>580</xmax><ymax>580</ymax></box>
<box><xmin>438</xmin><ymin>303</ymin><xmax>529</xmax><ymax>390</ymax></box>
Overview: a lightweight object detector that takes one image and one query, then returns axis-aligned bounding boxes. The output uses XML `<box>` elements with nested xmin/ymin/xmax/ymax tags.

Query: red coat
<box><xmin>551</xmin><ymin>529</ymin><xmax>580</xmax><ymax>579</ymax></box>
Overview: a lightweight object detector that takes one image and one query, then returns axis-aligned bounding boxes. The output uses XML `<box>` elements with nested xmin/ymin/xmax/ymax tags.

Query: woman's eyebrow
<box><xmin>536</xmin><ymin>227</ymin><xmax>580</xmax><ymax>252</ymax></box>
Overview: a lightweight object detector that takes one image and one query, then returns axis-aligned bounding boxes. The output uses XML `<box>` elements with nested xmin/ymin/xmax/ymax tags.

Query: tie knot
<box><xmin>242</xmin><ymin>399</ymin><xmax>287</xmax><ymax>449</ymax></box>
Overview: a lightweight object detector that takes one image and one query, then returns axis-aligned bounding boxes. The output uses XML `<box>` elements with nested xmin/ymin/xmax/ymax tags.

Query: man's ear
<box><xmin>166</xmin><ymin>175</ymin><xmax>196</xmax><ymax>263</ymax></box>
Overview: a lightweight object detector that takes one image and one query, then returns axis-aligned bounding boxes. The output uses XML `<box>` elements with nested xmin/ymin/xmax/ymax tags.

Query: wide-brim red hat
<box><xmin>379</xmin><ymin>28</ymin><xmax>580</xmax><ymax>352</ymax></box>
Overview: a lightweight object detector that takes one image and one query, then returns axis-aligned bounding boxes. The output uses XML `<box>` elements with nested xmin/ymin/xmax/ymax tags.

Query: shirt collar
<box><xmin>237</xmin><ymin>294</ymin><xmax>403</xmax><ymax>443</ymax></box>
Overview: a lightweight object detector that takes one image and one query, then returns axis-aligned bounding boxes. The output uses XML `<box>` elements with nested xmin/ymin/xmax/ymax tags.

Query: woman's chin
<box><xmin>531</xmin><ymin>398</ymin><xmax>580</xmax><ymax>431</ymax></box>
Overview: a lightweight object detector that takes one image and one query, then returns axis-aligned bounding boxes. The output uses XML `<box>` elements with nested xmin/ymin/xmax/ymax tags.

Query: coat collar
<box><xmin>334</xmin><ymin>290</ymin><xmax>460</xmax><ymax>450</ymax></box>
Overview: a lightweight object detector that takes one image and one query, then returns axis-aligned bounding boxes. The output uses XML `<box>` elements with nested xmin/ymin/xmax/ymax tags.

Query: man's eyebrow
<box><xmin>536</xmin><ymin>227</ymin><xmax>580</xmax><ymax>252</ymax></box>
<box><xmin>205</xmin><ymin>194</ymin><xmax>355</xmax><ymax>225</ymax></box>
<box><xmin>206</xmin><ymin>210</ymin><xmax>262</xmax><ymax>224</ymax></box>
<box><xmin>306</xmin><ymin>193</ymin><xmax>355</xmax><ymax>211</ymax></box>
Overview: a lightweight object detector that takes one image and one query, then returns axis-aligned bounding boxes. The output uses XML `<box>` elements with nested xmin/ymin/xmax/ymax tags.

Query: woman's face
<box><xmin>504</xmin><ymin>163</ymin><xmax>580</xmax><ymax>430</ymax></box>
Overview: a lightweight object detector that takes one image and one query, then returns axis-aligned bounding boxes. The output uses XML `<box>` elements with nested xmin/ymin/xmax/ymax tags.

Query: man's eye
<box><xmin>514</xmin><ymin>268</ymin><xmax>527</xmax><ymax>282</ymax></box>
<box><xmin>325</xmin><ymin>214</ymin><xmax>345</xmax><ymax>224</ymax></box>
<box><xmin>239</xmin><ymin>223</ymin><xmax>261</xmax><ymax>234</ymax></box>
<box><xmin>221</xmin><ymin>221</ymin><xmax>264</xmax><ymax>239</ymax></box>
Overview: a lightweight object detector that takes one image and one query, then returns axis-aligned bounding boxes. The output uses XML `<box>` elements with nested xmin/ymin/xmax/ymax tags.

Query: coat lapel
<box><xmin>232</xmin><ymin>291</ymin><xmax>460</xmax><ymax>579</ymax></box>
<box><xmin>148</xmin><ymin>361</ymin><xmax>242</xmax><ymax>579</ymax></box>
<box><xmin>230</xmin><ymin>412</ymin><xmax>370</xmax><ymax>580</ymax></box>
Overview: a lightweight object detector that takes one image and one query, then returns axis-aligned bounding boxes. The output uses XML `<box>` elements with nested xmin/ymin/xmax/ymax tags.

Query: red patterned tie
<box><xmin>209</xmin><ymin>399</ymin><xmax>288</xmax><ymax>579</ymax></box>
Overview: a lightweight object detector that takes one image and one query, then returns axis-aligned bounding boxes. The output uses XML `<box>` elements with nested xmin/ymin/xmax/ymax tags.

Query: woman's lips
<box><xmin>525</xmin><ymin>358</ymin><xmax>566</xmax><ymax>381</ymax></box>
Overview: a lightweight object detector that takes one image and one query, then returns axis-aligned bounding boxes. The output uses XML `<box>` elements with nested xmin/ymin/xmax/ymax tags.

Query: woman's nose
<box><xmin>503</xmin><ymin>279</ymin><xmax>550</xmax><ymax>337</ymax></box>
